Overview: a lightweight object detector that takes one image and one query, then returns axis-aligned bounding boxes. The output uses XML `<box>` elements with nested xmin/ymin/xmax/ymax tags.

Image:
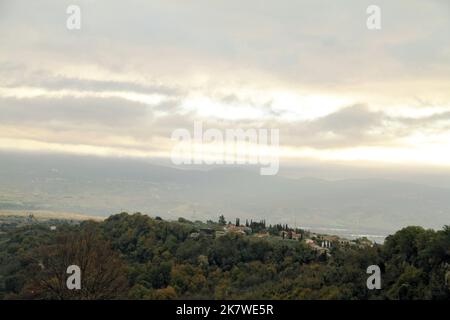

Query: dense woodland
<box><xmin>0</xmin><ymin>212</ymin><xmax>449</xmax><ymax>300</ymax></box>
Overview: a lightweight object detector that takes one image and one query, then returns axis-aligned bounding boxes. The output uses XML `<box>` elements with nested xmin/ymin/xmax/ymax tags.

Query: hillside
<box><xmin>0</xmin><ymin>213</ymin><xmax>448</xmax><ymax>300</ymax></box>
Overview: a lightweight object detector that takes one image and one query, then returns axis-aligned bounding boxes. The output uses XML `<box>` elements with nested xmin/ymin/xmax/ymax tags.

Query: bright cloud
<box><xmin>1</xmin><ymin>0</ymin><xmax>450</xmax><ymax>168</ymax></box>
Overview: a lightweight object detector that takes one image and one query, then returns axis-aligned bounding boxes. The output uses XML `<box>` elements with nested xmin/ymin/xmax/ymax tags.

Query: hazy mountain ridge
<box><xmin>0</xmin><ymin>152</ymin><xmax>449</xmax><ymax>237</ymax></box>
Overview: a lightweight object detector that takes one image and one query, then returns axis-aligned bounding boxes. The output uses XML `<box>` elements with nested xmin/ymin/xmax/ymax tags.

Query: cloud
<box><xmin>0</xmin><ymin>96</ymin><xmax>151</xmax><ymax>126</ymax></box>
<box><xmin>311</xmin><ymin>104</ymin><xmax>383</xmax><ymax>134</ymax></box>
<box><xmin>1</xmin><ymin>0</ymin><xmax>450</xmax><ymax>86</ymax></box>
<box><xmin>269</xmin><ymin>105</ymin><xmax>388</xmax><ymax>149</ymax></box>
<box><xmin>0</xmin><ymin>71</ymin><xmax>182</xmax><ymax>98</ymax></box>
<box><xmin>1</xmin><ymin>0</ymin><xmax>450</xmax><ymax>166</ymax></box>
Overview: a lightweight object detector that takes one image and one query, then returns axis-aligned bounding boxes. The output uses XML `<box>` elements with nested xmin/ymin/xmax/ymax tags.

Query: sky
<box><xmin>1</xmin><ymin>0</ymin><xmax>450</xmax><ymax>170</ymax></box>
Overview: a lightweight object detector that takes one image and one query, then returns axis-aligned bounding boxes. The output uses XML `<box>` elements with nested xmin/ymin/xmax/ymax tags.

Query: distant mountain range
<box><xmin>0</xmin><ymin>152</ymin><xmax>449</xmax><ymax>238</ymax></box>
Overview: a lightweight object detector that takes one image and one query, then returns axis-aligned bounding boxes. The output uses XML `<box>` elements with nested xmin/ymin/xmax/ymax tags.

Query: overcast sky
<box><xmin>1</xmin><ymin>0</ymin><xmax>450</xmax><ymax>169</ymax></box>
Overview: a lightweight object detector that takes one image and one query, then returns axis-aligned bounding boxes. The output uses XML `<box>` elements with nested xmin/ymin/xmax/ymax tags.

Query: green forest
<box><xmin>0</xmin><ymin>212</ymin><xmax>449</xmax><ymax>300</ymax></box>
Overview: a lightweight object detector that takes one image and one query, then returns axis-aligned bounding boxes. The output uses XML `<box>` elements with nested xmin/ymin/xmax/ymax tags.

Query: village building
<box><xmin>255</xmin><ymin>232</ymin><xmax>270</xmax><ymax>238</ymax></box>
<box><xmin>215</xmin><ymin>230</ymin><xmax>226</xmax><ymax>238</ymax></box>
<box><xmin>291</xmin><ymin>232</ymin><xmax>302</xmax><ymax>240</ymax></box>
<box><xmin>224</xmin><ymin>224</ymin><xmax>251</xmax><ymax>235</ymax></box>
<box><xmin>189</xmin><ymin>232</ymin><xmax>200</xmax><ymax>239</ymax></box>
<box><xmin>321</xmin><ymin>240</ymin><xmax>332</xmax><ymax>248</ymax></box>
